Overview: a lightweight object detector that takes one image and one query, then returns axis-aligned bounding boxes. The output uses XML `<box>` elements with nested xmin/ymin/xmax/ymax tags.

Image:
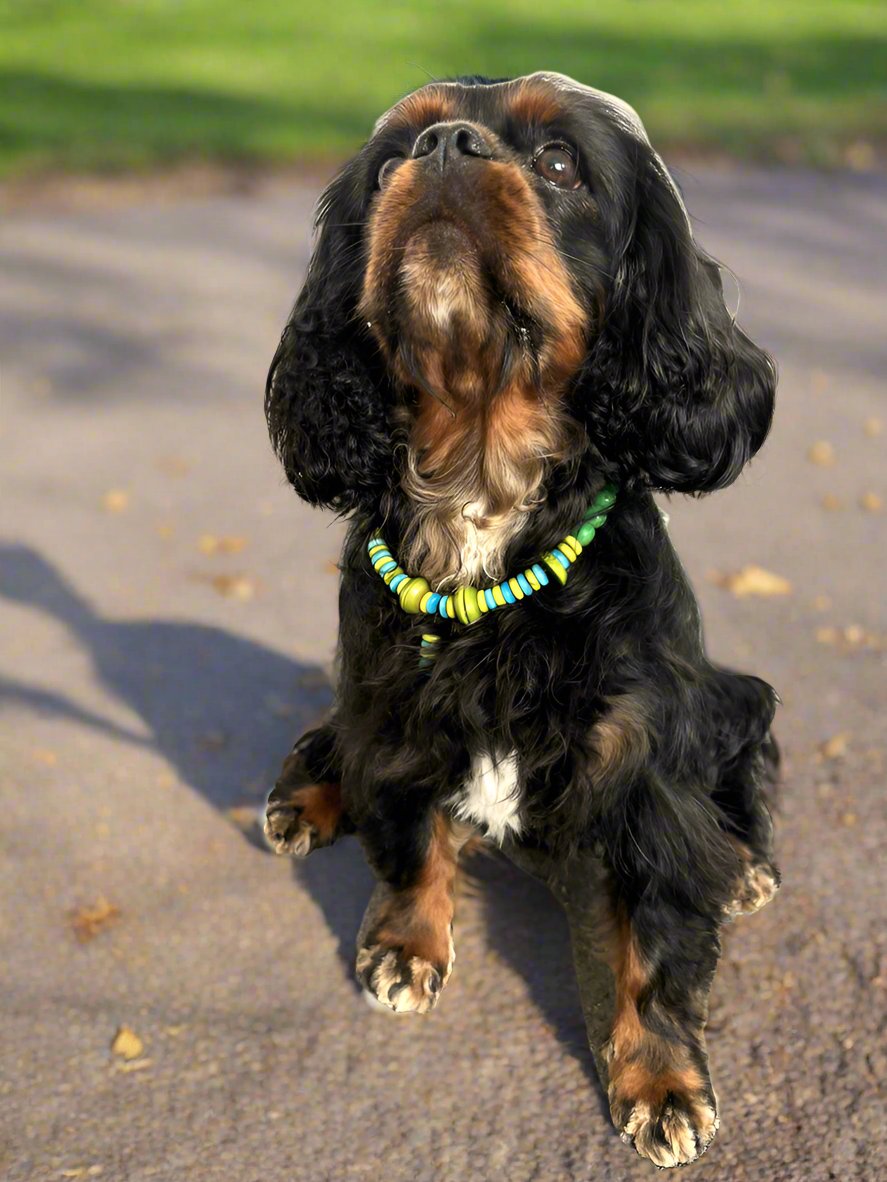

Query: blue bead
<box><xmin>379</xmin><ymin>559</ymin><xmax>397</xmax><ymax>574</ymax></box>
<box><xmin>368</xmin><ymin>536</ymin><xmax>384</xmax><ymax>549</ymax></box>
<box><xmin>426</xmin><ymin>593</ymin><xmax>441</xmax><ymax>614</ymax></box>
<box><xmin>438</xmin><ymin>595</ymin><xmax>450</xmax><ymax>618</ymax></box>
<box><xmin>517</xmin><ymin>572</ymin><xmax>533</xmax><ymax>597</ymax></box>
<box><xmin>552</xmin><ymin>548</ymin><xmax>570</xmax><ymax>570</ymax></box>
<box><xmin>500</xmin><ymin>582</ymin><xmax>516</xmax><ymax>604</ymax></box>
<box><xmin>390</xmin><ymin>573</ymin><xmax>407</xmax><ymax>592</ymax></box>
<box><xmin>484</xmin><ymin>588</ymin><xmax>497</xmax><ymax>611</ymax></box>
<box><xmin>532</xmin><ymin>563</ymin><xmax>549</xmax><ymax>586</ymax></box>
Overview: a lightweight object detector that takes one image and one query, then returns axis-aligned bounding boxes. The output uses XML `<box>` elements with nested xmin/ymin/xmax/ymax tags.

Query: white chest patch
<box><xmin>451</xmin><ymin>751</ymin><xmax>522</xmax><ymax>844</ymax></box>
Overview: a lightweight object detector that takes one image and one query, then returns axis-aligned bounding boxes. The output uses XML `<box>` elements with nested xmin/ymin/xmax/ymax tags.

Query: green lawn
<box><xmin>1</xmin><ymin>0</ymin><xmax>885</xmax><ymax>177</ymax></box>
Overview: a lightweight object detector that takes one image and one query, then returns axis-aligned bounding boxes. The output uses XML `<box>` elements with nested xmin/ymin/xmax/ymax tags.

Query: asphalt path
<box><xmin>1</xmin><ymin>166</ymin><xmax>884</xmax><ymax>1181</ymax></box>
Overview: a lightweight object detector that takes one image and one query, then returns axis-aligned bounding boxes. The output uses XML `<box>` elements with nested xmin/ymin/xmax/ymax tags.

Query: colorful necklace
<box><xmin>367</xmin><ymin>483</ymin><xmax>617</xmax><ymax>666</ymax></box>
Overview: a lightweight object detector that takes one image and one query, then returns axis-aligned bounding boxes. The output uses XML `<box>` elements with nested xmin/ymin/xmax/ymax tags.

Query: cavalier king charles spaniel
<box><xmin>263</xmin><ymin>73</ymin><xmax>780</xmax><ymax>1168</ymax></box>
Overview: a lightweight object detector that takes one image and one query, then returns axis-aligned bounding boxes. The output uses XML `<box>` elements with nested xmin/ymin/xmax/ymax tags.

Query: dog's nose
<box><xmin>412</xmin><ymin>122</ymin><xmax>495</xmax><ymax>167</ymax></box>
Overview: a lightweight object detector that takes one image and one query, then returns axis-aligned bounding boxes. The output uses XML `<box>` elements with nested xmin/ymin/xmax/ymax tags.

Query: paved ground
<box><xmin>1</xmin><ymin>167</ymin><xmax>884</xmax><ymax>1182</ymax></box>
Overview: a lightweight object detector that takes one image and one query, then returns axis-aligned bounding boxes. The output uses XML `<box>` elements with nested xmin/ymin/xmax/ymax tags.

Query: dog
<box><xmin>263</xmin><ymin>72</ymin><xmax>780</xmax><ymax>1168</ymax></box>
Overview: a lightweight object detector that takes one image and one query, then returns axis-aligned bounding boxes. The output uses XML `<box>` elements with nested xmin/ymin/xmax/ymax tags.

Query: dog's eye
<box><xmin>377</xmin><ymin>157</ymin><xmax>405</xmax><ymax>190</ymax></box>
<box><xmin>533</xmin><ymin>145</ymin><xmax>581</xmax><ymax>189</ymax></box>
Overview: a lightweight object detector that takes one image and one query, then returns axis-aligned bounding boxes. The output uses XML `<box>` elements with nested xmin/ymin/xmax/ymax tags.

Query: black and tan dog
<box><xmin>263</xmin><ymin>73</ymin><xmax>780</xmax><ymax>1168</ymax></box>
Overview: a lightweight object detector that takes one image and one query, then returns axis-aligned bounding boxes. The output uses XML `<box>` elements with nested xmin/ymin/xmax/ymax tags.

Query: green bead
<box><xmin>577</xmin><ymin>522</ymin><xmax>597</xmax><ymax>545</ymax></box>
<box><xmin>398</xmin><ymin>576</ymin><xmax>430</xmax><ymax>614</ymax></box>
<box><xmin>453</xmin><ymin>585</ymin><xmax>482</xmax><ymax>625</ymax></box>
<box><xmin>590</xmin><ymin>485</ymin><xmax>617</xmax><ymax>512</ymax></box>
<box><xmin>581</xmin><ymin>512</ymin><xmax>608</xmax><ymax>528</ymax></box>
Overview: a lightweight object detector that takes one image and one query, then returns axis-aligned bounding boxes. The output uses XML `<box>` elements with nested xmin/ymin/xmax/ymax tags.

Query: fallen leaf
<box><xmin>709</xmin><ymin>565</ymin><xmax>792</xmax><ymax>599</ymax></box>
<box><xmin>859</xmin><ymin>491</ymin><xmax>883</xmax><ymax>513</ymax></box>
<box><xmin>101</xmin><ymin>489</ymin><xmax>130</xmax><ymax>513</ymax></box>
<box><xmin>111</xmin><ymin>1026</ymin><xmax>144</xmax><ymax>1060</ymax></box>
<box><xmin>819</xmin><ymin>732</ymin><xmax>850</xmax><ymax>761</ymax></box>
<box><xmin>198</xmin><ymin>534</ymin><xmax>247</xmax><ymax>555</ymax></box>
<box><xmin>71</xmin><ymin>897</ymin><xmax>120</xmax><ymax>943</ymax></box>
<box><xmin>820</xmin><ymin>493</ymin><xmax>844</xmax><ymax>511</ymax></box>
<box><xmin>863</xmin><ymin>416</ymin><xmax>883</xmax><ymax>438</ymax></box>
<box><xmin>226</xmin><ymin>806</ymin><xmax>260</xmax><ymax>833</ymax></box>
<box><xmin>59</xmin><ymin>1168</ymin><xmax>103</xmax><ymax>1179</ymax></box>
<box><xmin>32</xmin><ymin>747</ymin><xmax>58</xmax><ymax>766</ymax></box>
<box><xmin>841</xmin><ymin>811</ymin><xmax>858</xmax><ymax>827</ymax></box>
<box><xmin>844</xmin><ymin>141</ymin><xmax>876</xmax><ymax>172</ymax></box>
<box><xmin>116</xmin><ymin>1058</ymin><xmax>153</xmax><ymax>1073</ymax></box>
<box><xmin>807</xmin><ymin>441</ymin><xmax>835</xmax><ymax>467</ymax></box>
<box><xmin>209</xmin><ymin>573</ymin><xmax>256</xmax><ymax>600</ymax></box>
<box><xmin>155</xmin><ymin>455</ymin><xmax>191</xmax><ymax>477</ymax></box>
<box><xmin>198</xmin><ymin>730</ymin><xmax>228</xmax><ymax>751</ymax></box>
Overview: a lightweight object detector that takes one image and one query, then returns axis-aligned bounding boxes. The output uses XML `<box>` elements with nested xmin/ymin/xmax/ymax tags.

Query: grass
<box><xmin>0</xmin><ymin>0</ymin><xmax>885</xmax><ymax>178</ymax></box>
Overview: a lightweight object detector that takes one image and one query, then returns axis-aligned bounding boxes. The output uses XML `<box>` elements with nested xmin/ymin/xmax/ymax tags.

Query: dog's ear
<box><xmin>580</xmin><ymin>143</ymin><xmax>776</xmax><ymax>493</ymax></box>
<box><xmin>265</xmin><ymin>163</ymin><xmax>394</xmax><ymax>512</ymax></box>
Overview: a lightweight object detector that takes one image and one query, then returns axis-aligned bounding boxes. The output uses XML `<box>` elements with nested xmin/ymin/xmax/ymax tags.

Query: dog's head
<box><xmin>267</xmin><ymin>73</ymin><xmax>775</xmax><ymax>514</ymax></box>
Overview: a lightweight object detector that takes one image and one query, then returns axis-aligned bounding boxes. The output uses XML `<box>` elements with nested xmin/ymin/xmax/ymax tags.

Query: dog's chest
<box><xmin>450</xmin><ymin>751</ymin><xmax>522</xmax><ymax>844</ymax></box>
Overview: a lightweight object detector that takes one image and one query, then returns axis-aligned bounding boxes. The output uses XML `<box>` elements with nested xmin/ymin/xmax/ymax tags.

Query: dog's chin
<box><xmin>398</xmin><ymin>221</ymin><xmax>490</xmax><ymax>338</ymax></box>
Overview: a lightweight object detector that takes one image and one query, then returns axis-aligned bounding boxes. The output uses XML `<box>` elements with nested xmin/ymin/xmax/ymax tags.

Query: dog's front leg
<box><xmin>601</xmin><ymin>891</ymin><xmax>722</xmax><ymax>1168</ymax></box>
<box><xmin>355</xmin><ymin>806</ymin><xmax>472</xmax><ymax>1014</ymax></box>
<box><xmin>264</xmin><ymin>724</ymin><xmax>352</xmax><ymax>856</ymax></box>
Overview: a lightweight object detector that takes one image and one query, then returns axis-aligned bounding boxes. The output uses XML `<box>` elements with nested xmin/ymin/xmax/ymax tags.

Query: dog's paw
<box><xmin>263</xmin><ymin>801</ymin><xmax>317</xmax><ymax>857</ymax></box>
<box><xmin>613</xmin><ymin>1089</ymin><xmax>719</xmax><ymax>1169</ymax></box>
<box><xmin>724</xmin><ymin>859</ymin><xmax>780</xmax><ymax>920</ymax></box>
<box><xmin>263</xmin><ymin>781</ymin><xmax>344</xmax><ymax>858</ymax></box>
<box><xmin>356</xmin><ymin>932</ymin><xmax>454</xmax><ymax>1015</ymax></box>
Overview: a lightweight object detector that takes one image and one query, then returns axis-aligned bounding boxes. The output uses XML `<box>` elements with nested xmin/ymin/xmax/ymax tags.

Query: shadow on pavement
<box><xmin>0</xmin><ymin>541</ymin><xmax>604</xmax><ymax>1094</ymax></box>
<box><xmin>0</xmin><ymin>542</ymin><xmax>331</xmax><ymax>809</ymax></box>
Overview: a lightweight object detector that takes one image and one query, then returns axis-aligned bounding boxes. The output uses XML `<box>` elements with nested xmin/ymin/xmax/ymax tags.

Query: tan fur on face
<box><xmin>360</xmin><ymin>152</ymin><xmax>590</xmax><ymax>585</ymax></box>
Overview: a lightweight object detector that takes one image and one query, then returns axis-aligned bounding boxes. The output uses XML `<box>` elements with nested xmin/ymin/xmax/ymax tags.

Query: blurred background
<box><xmin>1</xmin><ymin>4</ymin><xmax>884</xmax><ymax>1181</ymax></box>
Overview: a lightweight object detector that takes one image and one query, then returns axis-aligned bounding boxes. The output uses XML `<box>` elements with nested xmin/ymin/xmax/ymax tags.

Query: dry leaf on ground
<box><xmin>71</xmin><ymin>897</ymin><xmax>120</xmax><ymax>943</ymax></box>
<box><xmin>101</xmin><ymin>489</ymin><xmax>130</xmax><ymax>513</ymax></box>
<box><xmin>209</xmin><ymin>573</ymin><xmax>256</xmax><ymax>600</ymax></box>
<box><xmin>709</xmin><ymin>565</ymin><xmax>792</xmax><ymax>598</ymax></box>
<box><xmin>820</xmin><ymin>493</ymin><xmax>844</xmax><ymax>511</ymax></box>
<box><xmin>111</xmin><ymin>1025</ymin><xmax>144</xmax><ymax>1060</ymax></box>
<box><xmin>198</xmin><ymin>533</ymin><xmax>247</xmax><ymax>555</ymax></box>
<box><xmin>859</xmin><ymin>491</ymin><xmax>883</xmax><ymax>513</ymax></box>
<box><xmin>818</xmin><ymin>732</ymin><xmax>851</xmax><ymax>761</ymax></box>
<box><xmin>32</xmin><ymin>747</ymin><xmax>58</xmax><ymax>766</ymax></box>
<box><xmin>226</xmin><ymin>806</ymin><xmax>261</xmax><ymax>833</ymax></box>
<box><xmin>863</xmin><ymin>416</ymin><xmax>882</xmax><ymax>438</ymax></box>
<box><xmin>807</xmin><ymin>441</ymin><xmax>836</xmax><ymax>467</ymax></box>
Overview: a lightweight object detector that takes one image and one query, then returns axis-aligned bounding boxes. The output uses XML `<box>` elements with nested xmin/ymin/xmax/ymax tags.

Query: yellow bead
<box><xmin>419</xmin><ymin>591</ymin><xmax>433</xmax><ymax>612</ymax></box>
<box><xmin>542</xmin><ymin>553</ymin><xmax>568</xmax><ymax>585</ymax></box>
<box><xmin>368</xmin><ymin>543</ymin><xmax>388</xmax><ymax>559</ymax></box>
<box><xmin>559</xmin><ymin>540</ymin><xmax>577</xmax><ymax>563</ymax></box>
<box><xmin>399</xmin><ymin>577</ymin><xmax>431</xmax><ymax>613</ymax></box>
<box><xmin>508</xmin><ymin>576</ymin><xmax>524</xmax><ymax>601</ymax></box>
<box><xmin>564</xmin><ymin>534</ymin><xmax>582</xmax><ymax>555</ymax></box>
<box><xmin>445</xmin><ymin>595</ymin><xmax>456</xmax><ymax>619</ymax></box>
<box><xmin>420</xmin><ymin>633</ymin><xmax>440</xmax><ymax>644</ymax></box>
<box><xmin>525</xmin><ymin>568</ymin><xmax>541</xmax><ymax>591</ymax></box>
<box><xmin>477</xmin><ymin>593</ymin><xmax>489</xmax><ymax>613</ymax></box>
<box><xmin>492</xmin><ymin>585</ymin><xmax>506</xmax><ymax>607</ymax></box>
<box><xmin>454</xmin><ymin>585</ymin><xmax>482</xmax><ymax>625</ymax></box>
<box><xmin>383</xmin><ymin>566</ymin><xmax>404</xmax><ymax>585</ymax></box>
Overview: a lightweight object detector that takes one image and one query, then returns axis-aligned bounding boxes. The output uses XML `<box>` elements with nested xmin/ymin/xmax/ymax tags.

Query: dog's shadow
<box><xmin>0</xmin><ymin>541</ymin><xmax>605</xmax><ymax>1104</ymax></box>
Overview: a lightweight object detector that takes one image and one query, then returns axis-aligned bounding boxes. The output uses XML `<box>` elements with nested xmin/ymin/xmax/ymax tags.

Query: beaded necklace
<box><xmin>367</xmin><ymin>484</ymin><xmax>617</xmax><ymax>667</ymax></box>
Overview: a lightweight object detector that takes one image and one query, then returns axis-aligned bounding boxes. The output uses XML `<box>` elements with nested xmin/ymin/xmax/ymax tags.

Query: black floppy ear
<box><xmin>582</xmin><ymin>144</ymin><xmax>776</xmax><ymax>493</ymax></box>
<box><xmin>265</xmin><ymin>163</ymin><xmax>394</xmax><ymax>512</ymax></box>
